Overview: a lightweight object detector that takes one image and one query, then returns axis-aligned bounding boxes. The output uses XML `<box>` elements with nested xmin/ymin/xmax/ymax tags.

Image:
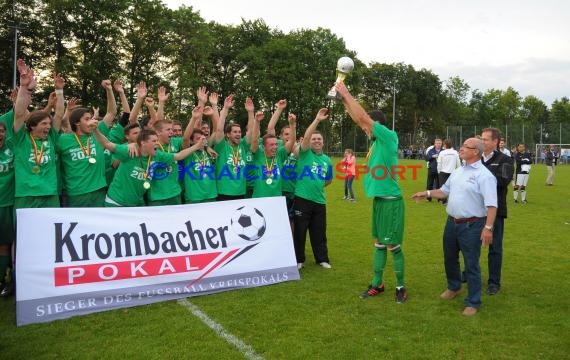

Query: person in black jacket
<box><xmin>425</xmin><ymin>138</ymin><xmax>442</xmax><ymax>201</ymax></box>
<box><xmin>545</xmin><ymin>144</ymin><xmax>558</xmax><ymax>186</ymax></box>
<box><xmin>513</xmin><ymin>144</ymin><xmax>532</xmax><ymax>203</ymax></box>
<box><xmin>480</xmin><ymin>128</ymin><xmax>514</xmax><ymax>295</ymax></box>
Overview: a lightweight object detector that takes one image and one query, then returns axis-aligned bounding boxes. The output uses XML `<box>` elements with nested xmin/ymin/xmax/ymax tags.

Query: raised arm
<box><xmin>266</xmin><ymin>99</ymin><xmax>287</xmax><ymax>136</ymax></box>
<box><xmin>157</xmin><ymin>86</ymin><xmax>169</xmax><ymax>121</ymax></box>
<box><xmin>61</xmin><ymin>97</ymin><xmax>79</xmax><ymax>134</ymax></box>
<box><xmin>114</xmin><ymin>79</ymin><xmax>130</xmax><ymax>114</ymax></box>
<box><xmin>13</xmin><ymin>59</ymin><xmax>35</xmax><ymax>133</ymax></box>
<box><xmin>93</xmin><ymin>126</ymin><xmax>117</xmax><ymax>152</ymax></box>
<box><xmin>182</xmin><ymin>105</ymin><xmax>203</xmax><ymax>149</ymax></box>
<box><xmin>219</xmin><ymin>93</ymin><xmax>234</xmax><ymax>126</ymax></box>
<box><xmin>53</xmin><ymin>73</ymin><xmax>65</xmax><ymax>132</ymax></box>
<box><xmin>42</xmin><ymin>92</ymin><xmax>57</xmax><ymax>114</ymax></box>
<box><xmin>101</xmin><ymin>79</ymin><xmax>118</xmax><ymax>128</ymax></box>
<box><xmin>250</xmin><ymin>111</ymin><xmax>264</xmax><ymax>153</ymax></box>
<box><xmin>129</xmin><ymin>81</ymin><xmax>147</xmax><ymax>124</ymax></box>
<box><xmin>213</xmin><ymin>94</ymin><xmax>234</xmax><ymax>144</ymax></box>
<box><xmin>244</xmin><ymin>97</ymin><xmax>255</xmax><ymax>145</ymax></box>
<box><xmin>285</xmin><ymin>113</ymin><xmax>297</xmax><ymax>154</ymax></box>
<box><xmin>335</xmin><ymin>82</ymin><xmax>374</xmax><ymax>135</ymax></box>
<box><xmin>300</xmin><ymin>108</ymin><xmax>329</xmax><ymax>152</ymax></box>
<box><xmin>145</xmin><ymin>96</ymin><xmax>158</xmax><ymax>128</ymax></box>
<box><xmin>196</xmin><ymin>86</ymin><xmax>208</xmax><ymax>108</ymax></box>
<box><xmin>174</xmin><ymin>135</ymin><xmax>207</xmax><ymax>161</ymax></box>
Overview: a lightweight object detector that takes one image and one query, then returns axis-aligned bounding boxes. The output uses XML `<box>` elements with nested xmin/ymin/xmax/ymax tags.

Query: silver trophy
<box><xmin>326</xmin><ymin>56</ymin><xmax>354</xmax><ymax>99</ymax></box>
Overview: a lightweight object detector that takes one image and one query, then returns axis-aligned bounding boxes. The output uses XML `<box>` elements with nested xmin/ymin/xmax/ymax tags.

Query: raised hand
<box><xmin>144</xmin><ymin>96</ymin><xmax>155</xmax><ymax>107</ymax></box>
<box><xmin>158</xmin><ymin>86</ymin><xmax>169</xmax><ymax>103</ymax></box>
<box><xmin>67</xmin><ymin>97</ymin><xmax>79</xmax><ymax>111</ymax></box>
<box><xmin>316</xmin><ymin>108</ymin><xmax>329</xmax><ymax>122</ymax></box>
<box><xmin>208</xmin><ymin>92</ymin><xmax>219</xmax><ymax>107</ymax></box>
<box><xmin>203</xmin><ymin>106</ymin><xmax>214</xmax><ymax>116</ymax></box>
<box><xmin>276</xmin><ymin>99</ymin><xmax>287</xmax><ymax>110</ymax></box>
<box><xmin>288</xmin><ymin>113</ymin><xmax>297</xmax><ymax>126</ymax></box>
<box><xmin>113</xmin><ymin>79</ymin><xmax>124</xmax><ymax>93</ymax></box>
<box><xmin>245</xmin><ymin>97</ymin><xmax>254</xmax><ymax>112</ymax></box>
<box><xmin>54</xmin><ymin>73</ymin><xmax>65</xmax><ymax>90</ymax></box>
<box><xmin>223</xmin><ymin>94</ymin><xmax>235</xmax><ymax>109</ymax></box>
<box><xmin>136</xmin><ymin>81</ymin><xmax>147</xmax><ymax>99</ymax></box>
<box><xmin>101</xmin><ymin>79</ymin><xmax>112</xmax><ymax>91</ymax></box>
<box><xmin>255</xmin><ymin>110</ymin><xmax>265</xmax><ymax>122</ymax></box>
<box><xmin>46</xmin><ymin>92</ymin><xmax>57</xmax><ymax>108</ymax></box>
<box><xmin>196</xmin><ymin>86</ymin><xmax>208</xmax><ymax>104</ymax></box>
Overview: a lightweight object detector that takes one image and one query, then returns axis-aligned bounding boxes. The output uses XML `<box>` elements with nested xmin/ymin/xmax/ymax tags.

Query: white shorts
<box><xmin>515</xmin><ymin>174</ymin><xmax>529</xmax><ymax>186</ymax></box>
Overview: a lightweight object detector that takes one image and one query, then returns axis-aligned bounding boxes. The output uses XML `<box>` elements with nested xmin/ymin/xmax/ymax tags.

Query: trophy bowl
<box><xmin>327</xmin><ymin>56</ymin><xmax>354</xmax><ymax>99</ymax></box>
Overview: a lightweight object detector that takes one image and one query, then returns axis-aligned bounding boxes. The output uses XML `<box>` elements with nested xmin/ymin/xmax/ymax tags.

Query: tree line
<box><xmin>2</xmin><ymin>0</ymin><xmax>569</xmax><ymax>148</ymax></box>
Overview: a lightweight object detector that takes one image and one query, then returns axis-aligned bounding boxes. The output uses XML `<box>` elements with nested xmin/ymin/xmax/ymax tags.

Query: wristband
<box><xmin>55</xmin><ymin>89</ymin><xmax>64</xmax><ymax>95</ymax></box>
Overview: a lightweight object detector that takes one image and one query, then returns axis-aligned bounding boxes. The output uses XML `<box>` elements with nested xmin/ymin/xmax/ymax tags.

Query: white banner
<box><xmin>16</xmin><ymin>197</ymin><xmax>299</xmax><ymax>326</ymax></box>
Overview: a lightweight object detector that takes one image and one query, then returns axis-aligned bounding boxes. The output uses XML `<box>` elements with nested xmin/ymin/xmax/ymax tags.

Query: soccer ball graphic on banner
<box><xmin>230</xmin><ymin>206</ymin><xmax>266</xmax><ymax>241</ymax></box>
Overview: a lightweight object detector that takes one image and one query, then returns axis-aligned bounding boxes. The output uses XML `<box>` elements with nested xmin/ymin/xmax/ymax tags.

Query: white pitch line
<box><xmin>178</xmin><ymin>298</ymin><xmax>264</xmax><ymax>360</ymax></box>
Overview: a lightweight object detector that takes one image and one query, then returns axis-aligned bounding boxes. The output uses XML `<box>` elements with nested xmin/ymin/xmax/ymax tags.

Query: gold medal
<box><xmin>32</xmin><ymin>166</ymin><xmax>40</xmax><ymax>174</ymax></box>
<box><xmin>266</xmin><ymin>178</ymin><xmax>273</xmax><ymax>185</ymax></box>
<box><xmin>143</xmin><ymin>181</ymin><xmax>151</xmax><ymax>189</ymax></box>
<box><xmin>89</xmin><ymin>157</ymin><xmax>96</xmax><ymax>164</ymax></box>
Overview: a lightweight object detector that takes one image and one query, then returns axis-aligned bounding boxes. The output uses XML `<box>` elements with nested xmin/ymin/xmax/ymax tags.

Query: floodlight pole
<box><xmin>12</xmin><ymin>27</ymin><xmax>19</xmax><ymax>89</ymax></box>
<box><xmin>392</xmin><ymin>84</ymin><xmax>396</xmax><ymax>131</ymax></box>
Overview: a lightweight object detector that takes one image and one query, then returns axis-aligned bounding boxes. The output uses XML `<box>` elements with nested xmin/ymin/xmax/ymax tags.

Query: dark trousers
<box><xmin>488</xmin><ymin>217</ymin><xmax>505</xmax><ymax>287</ymax></box>
<box><xmin>344</xmin><ymin>175</ymin><xmax>355</xmax><ymax>199</ymax></box>
<box><xmin>438</xmin><ymin>172</ymin><xmax>451</xmax><ymax>188</ymax></box>
<box><xmin>443</xmin><ymin>217</ymin><xmax>484</xmax><ymax>308</ymax></box>
<box><xmin>426</xmin><ymin>170</ymin><xmax>440</xmax><ymax>190</ymax></box>
<box><xmin>293</xmin><ymin>196</ymin><xmax>329</xmax><ymax>264</ymax></box>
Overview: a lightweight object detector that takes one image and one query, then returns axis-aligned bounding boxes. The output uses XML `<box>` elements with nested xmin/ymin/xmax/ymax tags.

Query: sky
<box><xmin>165</xmin><ymin>0</ymin><xmax>570</xmax><ymax>106</ymax></box>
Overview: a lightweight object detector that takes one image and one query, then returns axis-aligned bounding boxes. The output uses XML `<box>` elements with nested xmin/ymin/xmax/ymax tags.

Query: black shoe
<box><xmin>359</xmin><ymin>284</ymin><xmax>385</xmax><ymax>299</ymax></box>
<box><xmin>0</xmin><ymin>282</ymin><xmax>14</xmax><ymax>297</ymax></box>
<box><xmin>487</xmin><ymin>285</ymin><xmax>500</xmax><ymax>295</ymax></box>
<box><xmin>395</xmin><ymin>287</ymin><xmax>408</xmax><ymax>303</ymax></box>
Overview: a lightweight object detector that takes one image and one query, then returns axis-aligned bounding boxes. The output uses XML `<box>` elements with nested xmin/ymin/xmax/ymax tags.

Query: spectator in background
<box><xmin>545</xmin><ymin>144</ymin><xmax>558</xmax><ymax>186</ymax></box>
<box><xmin>499</xmin><ymin>138</ymin><xmax>511</xmax><ymax>157</ymax></box>
<box><xmin>342</xmin><ymin>149</ymin><xmax>356</xmax><ymax>202</ymax></box>
<box><xmin>437</xmin><ymin>139</ymin><xmax>461</xmax><ymax>190</ymax></box>
<box><xmin>513</xmin><ymin>143</ymin><xmax>532</xmax><ymax>203</ymax></box>
<box><xmin>425</xmin><ymin>138</ymin><xmax>442</xmax><ymax>202</ymax></box>
<box><xmin>172</xmin><ymin>120</ymin><xmax>183</xmax><ymax>137</ymax></box>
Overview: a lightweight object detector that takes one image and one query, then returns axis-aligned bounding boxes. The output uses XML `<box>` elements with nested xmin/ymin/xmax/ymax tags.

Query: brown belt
<box><xmin>450</xmin><ymin>216</ymin><xmax>483</xmax><ymax>224</ymax></box>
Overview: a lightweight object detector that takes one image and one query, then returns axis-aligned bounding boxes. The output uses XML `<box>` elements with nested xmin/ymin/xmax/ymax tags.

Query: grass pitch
<box><xmin>1</xmin><ymin>160</ymin><xmax>569</xmax><ymax>359</ymax></box>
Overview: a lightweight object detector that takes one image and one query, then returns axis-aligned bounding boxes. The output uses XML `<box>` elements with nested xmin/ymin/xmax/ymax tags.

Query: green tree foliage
<box><xmin>0</xmin><ymin>0</ymin><xmax>567</xmax><ymax>150</ymax></box>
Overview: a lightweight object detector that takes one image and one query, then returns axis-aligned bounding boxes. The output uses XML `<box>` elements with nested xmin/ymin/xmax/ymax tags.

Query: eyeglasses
<box><xmin>461</xmin><ymin>145</ymin><xmax>477</xmax><ymax>150</ymax></box>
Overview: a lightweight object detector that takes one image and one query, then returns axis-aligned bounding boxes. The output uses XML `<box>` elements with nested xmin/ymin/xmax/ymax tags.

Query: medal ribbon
<box><xmin>264</xmin><ymin>155</ymin><xmax>275</xmax><ymax>176</ymax></box>
<box><xmin>29</xmin><ymin>133</ymin><xmax>45</xmax><ymax>166</ymax></box>
<box><xmin>140</xmin><ymin>155</ymin><xmax>152</xmax><ymax>180</ymax></box>
<box><xmin>158</xmin><ymin>143</ymin><xmax>171</xmax><ymax>153</ymax></box>
<box><xmin>73</xmin><ymin>132</ymin><xmax>91</xmax><ymax>158</ymax></box>
<box><xmin>365</xmin><ymin>143</ymin><xmax>375</xmax><ymax>163</ymax></box>
<box><xmin>229</xmin><ymin>144</ymin><xmax>240</xmax><ymax>166</ymax></box>
<box><xmin>194</xmin><ymin>150</ymin><xmax>207</xmax><ymax>166</ymax></box>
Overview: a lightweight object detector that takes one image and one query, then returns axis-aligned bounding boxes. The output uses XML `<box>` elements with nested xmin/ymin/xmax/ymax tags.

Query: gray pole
<box><xmin>392</xmin><ymin>85</ymin><xmax>396</xmax><ymax>131</ymax></box>
<box><xmin>12</xmin><ymin>28</ymin><xmax>19</xmax><ymax>89</ymax></box>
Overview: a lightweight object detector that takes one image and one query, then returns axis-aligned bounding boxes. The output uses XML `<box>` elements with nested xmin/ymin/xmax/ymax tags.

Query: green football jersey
<box><xmin>13</xmin><ymin>127</ymin><xmax>59</xmax><ymax>197</ymax></box>
<box><xmin>293</xmin><ymin>147</ymin><xmax>332</xmax><ymax>205</ymax></box>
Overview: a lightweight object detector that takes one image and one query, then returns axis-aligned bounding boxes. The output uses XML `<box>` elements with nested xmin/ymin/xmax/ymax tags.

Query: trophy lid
<box><xmin>337</xmin><ymin>57</ymin><xmax>354</xmax><ymax>74</ymax></box>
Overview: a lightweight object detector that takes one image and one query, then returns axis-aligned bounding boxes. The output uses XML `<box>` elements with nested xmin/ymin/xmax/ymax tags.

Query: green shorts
<box><xmin>67</xmin><ymin>188</ymin><xmax>106</xmax><ymax>208</ymax></box>
<box><xmin>0</xmin><ymin>206</ymin><xmax>15</xmax><ymax>245</ymax></box>
<box><xmin>371</xmin><ymin>196</ymin><xmax>404</xmax><ymax>245</ymax></box>
<box><xmin>148</xmin><ymin>195</ymin><xmax>182</xmax><ymax>207</ymax></box>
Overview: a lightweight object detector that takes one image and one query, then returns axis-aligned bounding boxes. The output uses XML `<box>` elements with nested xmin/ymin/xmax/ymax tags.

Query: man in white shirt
<box><xmin>437</xmin><ymin>139</ymin><xmax>461</xmax><ymax>187</ymax></box>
